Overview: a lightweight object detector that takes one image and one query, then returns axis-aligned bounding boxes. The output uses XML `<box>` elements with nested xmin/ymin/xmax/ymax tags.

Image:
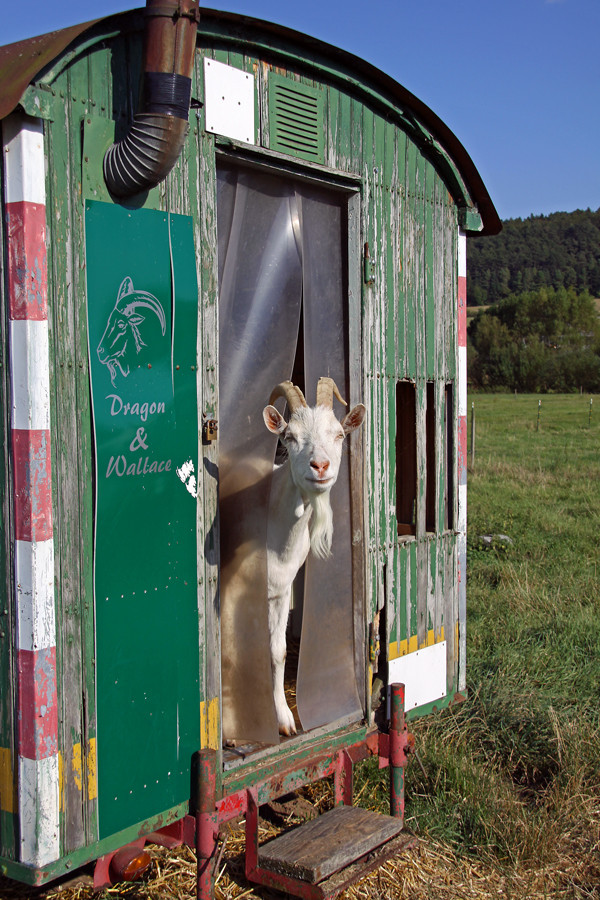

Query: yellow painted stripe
<box><xmin>87</xmin><ymin>739</ymin><xmax>97</xmax><ymax>801</ymax></box>
<box><xmin>389</xmin><ymin>626</ymin><xmax>445</xmax><ymax>661</ymax></box>
<box><xmin>200</xmin><ymin>698</ymin><xmax>220</xmax><ymax>750</ymax></box>
<box><xmin>0</xmin><ymin>746</ymin><xmax>15</xmax><ymax>814</ymax></box>
<box><xmin>72</xmin><ymin>742</ymin><xmax>83</xmax><ymax>792</ymax></box>
<box><xmin>59</xmin><ymin>740</ymin><xmax>97</xmax><ymax>809</ymax></box>
<box><xmin>59</xmin><ymin>750</ymin><xmax>64</xmax><ymax>812</ymax></box>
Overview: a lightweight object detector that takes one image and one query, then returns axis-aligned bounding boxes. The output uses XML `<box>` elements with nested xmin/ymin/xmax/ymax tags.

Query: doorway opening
<box><xmin>216</xmin><ymin>158</ymin><xmax>363</xmax><ymax>756</ymax></box>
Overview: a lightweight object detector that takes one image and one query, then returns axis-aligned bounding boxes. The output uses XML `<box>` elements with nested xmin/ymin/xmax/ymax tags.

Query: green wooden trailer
<box><xmin>0</xmin><ymin>2</ymin><xmax>500</xmax><ymax>894</ymax></box>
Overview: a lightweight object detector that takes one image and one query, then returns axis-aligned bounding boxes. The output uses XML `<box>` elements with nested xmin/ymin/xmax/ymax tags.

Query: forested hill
<box><xmin>467</xmin><ymin>208</ymin><xmax>600</xmax><ymax>306</ymax></box>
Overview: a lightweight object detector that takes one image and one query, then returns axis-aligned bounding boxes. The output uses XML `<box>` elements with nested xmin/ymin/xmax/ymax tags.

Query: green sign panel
<box><xmin>85</xmin><ymin>201</ymin><xmax>200</xmax><ymax>839</ymax></box>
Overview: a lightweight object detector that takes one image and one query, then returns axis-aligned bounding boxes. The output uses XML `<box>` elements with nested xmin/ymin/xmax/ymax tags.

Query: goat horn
<box><xmin>316</xmin><ymin>376</ymin><xmax>347</xmax><ymax>408</ymax></box>
<box><xmin>269</xmin><ymin>381</ymin><xmax>307</xmax><ymax>412</ymax></box>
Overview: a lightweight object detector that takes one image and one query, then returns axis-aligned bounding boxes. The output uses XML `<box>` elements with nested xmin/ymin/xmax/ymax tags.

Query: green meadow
<box><xmin>358</xmin><ymin>392</ymin><xmax>600</xmax><ymax>895</ymax></box>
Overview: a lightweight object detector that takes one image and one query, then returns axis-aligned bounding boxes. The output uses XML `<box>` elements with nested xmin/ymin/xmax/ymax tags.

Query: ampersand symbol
<box><xmin>130</xmin><ymin>427</ymin><xmax>148</xmax><ymax>452</ymax></box>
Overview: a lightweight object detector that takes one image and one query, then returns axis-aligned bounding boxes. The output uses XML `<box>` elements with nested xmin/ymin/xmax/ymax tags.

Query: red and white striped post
<box><xmin>2</xmin><ymin>112</ymin><xmax>59</xmax><ymax>866</ymax></box>
<box><xmin>457</xmin><ymin>229</ymin><xmax>468</xmax><ymax>692</ymax></box>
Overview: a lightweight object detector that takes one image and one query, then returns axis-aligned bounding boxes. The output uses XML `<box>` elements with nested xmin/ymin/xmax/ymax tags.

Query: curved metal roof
<box><xmin>0</xmin><ymin>6</ymin><xmax>501</xmax><ymax>235</ymax></box>
<box><xmin>0</xmin><ymin>19</ymin><xmax>104</xmax><ymax>122</ymax></box>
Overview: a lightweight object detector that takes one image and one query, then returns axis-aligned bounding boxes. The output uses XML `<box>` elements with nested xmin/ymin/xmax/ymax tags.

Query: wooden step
<box><xmin>257</xmin><ymin>805</ymin><xmax>413</xmax><ymax>884</ymax></box>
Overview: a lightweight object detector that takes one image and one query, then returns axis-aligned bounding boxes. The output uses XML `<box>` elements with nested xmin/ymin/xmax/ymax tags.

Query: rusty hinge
<box><xmin>363</xmin><ymin>242</ymin><xmax>376</xmax><ymax>285</ymax></box>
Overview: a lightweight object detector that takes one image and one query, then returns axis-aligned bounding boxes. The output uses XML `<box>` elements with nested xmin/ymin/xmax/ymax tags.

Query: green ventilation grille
<box><xmin>269</xmin><ymin>73</ymin><xmax>325</xmax><ymax>164</ymax></box>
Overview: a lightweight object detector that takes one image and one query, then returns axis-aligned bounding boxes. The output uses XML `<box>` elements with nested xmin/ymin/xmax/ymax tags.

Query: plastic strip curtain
<box><xmin>296</xmin><ymin>187</ymin><xmax>362</xmax><ymax>731</ymax></box>
<box><xmin>217</xmin><ymin>164</ymin><xmax>360</xmax><ymax>744</ymax></box>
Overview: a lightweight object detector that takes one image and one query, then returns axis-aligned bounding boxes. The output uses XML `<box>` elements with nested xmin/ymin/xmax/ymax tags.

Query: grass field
<box><xmin>1</xmin><ymin>393</ymin><xmax>598</xmax><ymax>899</ymax></box>
<box><xmin>361</xmin><ymin>391</ymin><xmax>600</xmax><ymax>896</ymax></box>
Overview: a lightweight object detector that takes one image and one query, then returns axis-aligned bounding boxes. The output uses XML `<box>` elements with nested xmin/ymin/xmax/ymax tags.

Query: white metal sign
<box><xmin>388</xmin><ymin>641</ymin><xmax>447</xmax><ymax>712</ymax></box>
<box><xmin>204</xmin><ymin>58</ymin><xmax>255</xmax><ymax>145</ymax></box>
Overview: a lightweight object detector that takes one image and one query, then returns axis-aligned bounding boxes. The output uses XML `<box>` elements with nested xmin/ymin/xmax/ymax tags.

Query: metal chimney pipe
<box><xmin>103</xmin><ymin>0</ymin><xmax>200</xmax><ymax>198</ymax></box>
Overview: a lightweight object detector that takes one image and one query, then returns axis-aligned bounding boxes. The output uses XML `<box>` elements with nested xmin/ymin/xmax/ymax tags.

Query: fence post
<box><xmin>470</xmin><ymin>401</ymin><xmax>475</xmax><ymax>468</ymax></box>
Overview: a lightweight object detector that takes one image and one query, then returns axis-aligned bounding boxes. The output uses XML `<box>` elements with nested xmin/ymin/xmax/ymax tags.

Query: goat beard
<box><xmin>308</xmin><ymin>492</ymin><xmax>333</xmax><ymax>559</ymax></box>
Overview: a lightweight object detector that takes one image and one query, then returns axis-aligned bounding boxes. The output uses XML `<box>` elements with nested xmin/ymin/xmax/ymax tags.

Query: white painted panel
<box><xmin>204</xmin><ymin>58</ymin><xmax>255</xmax><ymax>144</ymax></box>
<box><xmin>2</xmin><ymin>114</ymin><xmax>45</xmax><ymax>205</ymax></box>
<box><xmin>458</xmin><ymin>230</ymin><xmax>467</xmax><ymax>279</ymax></box>
<box><xmin>15</xmin><ymin>539</ymin><xmax>56</xmax><ymax>652</ymax></box>
<box><xmin>388</xmin><ymin>641</ymin><xmax>447</xmax><ymax>712</ymax></box>
<box><xmin>19</xmin><ymin>754</ymin><xmax>60</xmax><ymax>866</ymax></box>
<box><xmin>458</xmin><ymin>345</ymin><xmax>468</xmax><ymax>416</ymax></box>
<box><xmin>458</xmin><ymin>484</ymin><xmax>467</xmax><ymax>535</ymax></box>
<box><xmin>10</xmin><ymin>319</ymin><xmax>51</xmax><ymax>430</ymax></box>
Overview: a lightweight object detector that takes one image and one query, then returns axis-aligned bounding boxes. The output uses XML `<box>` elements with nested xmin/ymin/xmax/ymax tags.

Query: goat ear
<box><xmin>342</xmin><ymin>403</ymin><xmax>366</xmax><ymax>434</ymax></box>
<box><xmin>263</xmin><ymin>405</ymin><xmax>287</xmax><ymax>435</ymax></box>
<box><xmin>117</xmin><ymin>276</ymin><xmax>134</xmax><ymax>302</ymax></box>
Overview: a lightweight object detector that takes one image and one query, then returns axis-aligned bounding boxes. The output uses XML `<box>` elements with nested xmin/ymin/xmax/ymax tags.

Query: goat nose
<box><xmin>310</xmin><ymin>459</ymin><xmax>330</xmax><ymax>477</ymax></box>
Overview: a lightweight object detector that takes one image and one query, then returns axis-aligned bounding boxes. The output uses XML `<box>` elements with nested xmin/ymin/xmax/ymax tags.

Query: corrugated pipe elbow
<box><xmin>104</xmin><ymin>0</ymin><xmax>199</xmax><ymax>198</ymax></box>
<box><xmin>103</xmin><ymin>88</ymin><xmax>191</xmax><ymax>198</ymax></box>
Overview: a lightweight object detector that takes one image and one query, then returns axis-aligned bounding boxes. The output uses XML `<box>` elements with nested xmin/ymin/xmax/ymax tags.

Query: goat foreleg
<box><xmin>268</xmin><ymin>589</ymin><xmax>297</xmax><ymax>736</ymax></box>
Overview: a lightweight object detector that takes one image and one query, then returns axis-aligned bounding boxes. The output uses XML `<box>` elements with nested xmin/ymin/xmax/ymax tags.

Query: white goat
<box><xmin>263</xmin><ymin>377</ymin><xmax>366</xmax><ymax>735</ymax></box>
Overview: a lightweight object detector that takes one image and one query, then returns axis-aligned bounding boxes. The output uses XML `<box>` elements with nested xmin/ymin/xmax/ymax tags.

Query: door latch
<box><xmin>203</xmin><ymin>419</ymin><xmax>218</xmax><ymax>443</ymax></box>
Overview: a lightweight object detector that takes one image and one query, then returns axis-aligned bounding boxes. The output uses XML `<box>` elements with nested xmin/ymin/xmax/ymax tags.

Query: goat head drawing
<box><xmin>97</xmin><ymin>276</ymin><xmax>167</xmax><ymax>385</ymax></box>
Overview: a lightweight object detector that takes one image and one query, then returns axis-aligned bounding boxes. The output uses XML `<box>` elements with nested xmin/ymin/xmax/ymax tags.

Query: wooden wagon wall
<box><xmin>195</xmin><ymin>14</ymin><xmax>461</xmax><ymax>706</ymax></box>
<box><xmin>1</xmin><ymin>8</ymin><xmax>465</xmax><ymax>863</ymax></box>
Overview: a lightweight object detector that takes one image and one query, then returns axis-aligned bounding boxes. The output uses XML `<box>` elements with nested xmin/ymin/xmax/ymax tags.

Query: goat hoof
<box><xmin>277</xmin><ymin>707</ymin><xmax>297</xmax><ymax>736</ymax></box>
<box><xmin>279</xmin><ymin>723</ymin><xmax>297</xmax><ymax>737</ymax></box>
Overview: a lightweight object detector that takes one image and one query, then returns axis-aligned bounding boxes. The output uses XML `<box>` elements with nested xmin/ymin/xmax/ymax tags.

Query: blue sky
<box><xmin>2</xmin><ymin>0</ymin><xmax>598</xmax><ymax>221</ymax></box>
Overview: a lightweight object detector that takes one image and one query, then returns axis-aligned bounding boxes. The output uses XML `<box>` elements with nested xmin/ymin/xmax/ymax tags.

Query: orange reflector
<box><xmin>109</xmin><ymin>846</ymin><xmax>152</xmax><ymax>883</ymax></box>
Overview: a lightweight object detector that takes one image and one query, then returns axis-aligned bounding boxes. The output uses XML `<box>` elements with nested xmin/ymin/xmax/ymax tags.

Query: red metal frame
<box><xmin>92</xmin><ymin>684</ymin><xmax>414</xmax><ymax>898</ymax></box>
<box><xmin>202</xmin><ymin>683</ymin><xmax>412</xmax><ymax>900</ymax></box>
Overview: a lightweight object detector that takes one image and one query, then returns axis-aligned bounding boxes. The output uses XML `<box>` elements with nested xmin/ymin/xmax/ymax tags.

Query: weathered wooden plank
<box><xmin>446</xmin><ymin>204</ymin><xmax>458</xmax><ymax>382</ymax></box>
<box><xmin>257</xmin><ymin>60</ymin><xmax>271</xmax><ymax>149</ymax></box>
<box><xmin>212</xmin><ymin>45</ymin><xmax>228</xmax><ymax>66</ymax></box>
<box><xmin>197</xmin><ymin>122</ymin><xmax>220</xmax><ymax>745</ymax></box>
<box><xmin>373</xmin><ymin>114</ymin><xmax>389</xmax><ymax>549</ymax></box>
<box><xmin>46</xmin><ymin>70</ymin><xmax>86</xmax><ymax>854</ymax></box>
<box><xmin>360</xmin><ymin>104</ymin><xmax>379</xmax><ymax>620</ymax></box>
<box><xmin>326</xmin><ymin>84</ymin><xmax>339</xmax><ymax>170</ymax></box>
<box><xmin>445</xmin><ymin>531</ymin><xmax>458</xmax><ymax>692</ymax></box>
<box><xmin>427</xmin><ymin>537</ymin><xmax>436</xmax><ymax>638</ymax></box>
<box><xmin>240</xmin><ymin>51</ymin><xmax>261</xmax><ymax>149</ymax></box>
<box><xmin>424</xmin><ymin>167</ymin><xmax>436</xmax><ymax>382</ymax></box>
<box><xmin>71</xmin><ymin>45</ymin><xmax>99</xmax><ymax>853</ymax></box>
<box><xmin>328</xmin><ymin>86</ymin><xmax>352</xmax><ymax>173</ymax></box>
<box><xmin>87</xmin><ymin>41</ymin><xmax>111</xmax><ymax>116</ymax></box>
<box><xmin>257</xmin><ymin>805</ymin><xmax>405</xmax><ymax>883</ymax></box>
<box><xmin>394</xmin><ymin>129</ymin><xmax>406</xmax><ymax>377</ymax></box>
<box><xmin>403</xmin><ymin>138</ymin><xmax>418</xmax><ymax>378</ymax></box>
<box><xmin>432</xmin><ymin>179</ymin><xmax>445</xmax><ymax>383</ymax></box>
<box><xmin>347</xmin><ymin>190</ymin><xmax>368</xmax><ymax>690</ymax></box>
<box><xmin>408</xmin><ymin>538</ymin><xmax>418</xmax><ymax>642</ymax></box>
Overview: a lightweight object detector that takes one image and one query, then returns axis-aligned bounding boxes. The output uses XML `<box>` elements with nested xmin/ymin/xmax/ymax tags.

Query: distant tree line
<box><xmin>468</xmin><ymin>287</ymin><xmax>600</xmax><ymax>392</ymax></box>
<box><xmin>467</xmin><ymin>208</ymin><xmax>600</xmax><ymax>306</ymax></box>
